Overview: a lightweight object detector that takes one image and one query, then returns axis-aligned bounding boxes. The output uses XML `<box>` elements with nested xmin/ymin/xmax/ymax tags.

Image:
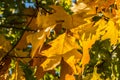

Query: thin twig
<box><xmin>0</xmin><ymin>25</ymin><xmax>37</xmax><ymax>32</ymax></box>
<box><xmin>35</xmin><ymin>0</ymin><xmax>53</xmax><ymax>14</ymax></box>
<box><xmin>39</xmin><ymin>5</ymin><xmax>53</xmax><ymax>14</ymax></box>
<box><xmin>3</xmin><ymin>13</ymin><xmax>36</xmax><ymax>17</ymax></box>
<box><xmin>0</xmin><ymin>9</ymin><xmax>38</xmax><ymax>64</ymax></box>
<box><xmin>35</xmin><ymin>0</ymin><xmax>39</xmax><ymax>10</ymax></box>
<box><xmin>10</xmin><ymin>56</ymin><xmax>44</xmax><ymax>58</ymax></box>
<box><xmin>111</xmin><ymin>44</ymin><xmax>120</xmax><ymax>54</ymax></box>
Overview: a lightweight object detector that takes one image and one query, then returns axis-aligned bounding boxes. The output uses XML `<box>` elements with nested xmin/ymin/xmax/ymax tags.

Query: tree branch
<box><xmin>0</xmin><ymin>25</ymin><xmax>37</xmax><ymax>32</ymax></box>
<box><xmin>10</xmin><ymin>55</ymin><xmax>44</xmax><ymax>58</ymax></box>
<box><xmin>0</xmin><ymin>9</ymin><xmax>38</xmax><ymax>64</ymax></box>
<box><xmin>35</xmin><ymin>0</ymin><xmax>53</xmax><ymax>14</ymax></box>
<box><xmin>111</xmin><ymin>44</ymin><xmax>120</xmax><ymax>54</ymax></box>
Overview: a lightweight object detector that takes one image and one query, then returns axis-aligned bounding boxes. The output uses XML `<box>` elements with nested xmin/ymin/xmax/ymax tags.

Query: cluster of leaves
<box><xmin>83</xmin><ymin>39</ymin><xmax>120</xmax><ymax>80</ymax></box>
<box><xmin>0</xmin><ymin>0</ymin><xmax>120</xmax><ymax>80</ymax></box>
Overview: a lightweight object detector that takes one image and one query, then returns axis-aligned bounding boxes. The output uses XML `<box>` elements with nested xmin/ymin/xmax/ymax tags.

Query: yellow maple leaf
<box><xmin>27</xmin><ymin>31</ymin><xmax>45</xmax><ymax>58</ymax></box>
<box><xmin>27</xmin><ymin>25</ymin><xmax>56</xmax><ymax>58</ymax></box>
<box><xmin>101</xmin><ymin>20</ymin><xmax>119</xmax><ymax>44</ymax></box>
<box><xmin>71</xmin><ymin>17</ymin><xmax>120</xmax><ymax>73</ymax></box>
<box><xmin>63</xmin><ymin>49</ymin><xmax>82</xmax><ymax>74</ymax></box>
<box><xmin>91</xmin><ymin>67</ymin><xmax>102</xmax><ymax>80</ymax></box>
<box><xmin>37</xmin><ymin>5</ymin><xmax>72</xmax><ymax>29</ymax></box>
<box><xmin>72</xmin><ymin>13</ymin><xmax>87</xmax><ymax>27</ymax></box>
<box><xmin>36</xmin><ymin>5</ymin><xmax>91</xmax><ymax>29</ymax></box>
<box><xmin>41</xmin><ymin>32</ymin><xmax>82</xmax><ymax>74</ymax></box>
<box><xmin>70</xmin><ymin>19</ymin><xmax>107</xmax><ymax>72</ymax></box>
<box><xmin>36</xmin><ymin>12</ymin><xmax>45</xmax><ymax>28</ymax></box>
<box><xmin>93</xmin><ymin>18</ymin><xmax>120</xmax><ymax>45</ymax></box>
<box><xmin>80</xmin><ymin>35</ymin><xmax>98</xmax><ymax>72</ymax></box>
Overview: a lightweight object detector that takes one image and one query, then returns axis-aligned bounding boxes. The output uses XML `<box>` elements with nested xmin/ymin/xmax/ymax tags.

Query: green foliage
<box><xmin>84</xmin><ymin>39</ymin><xmax>120</xmax><ymax>79</ymax></box>
<box><xmin>19</xmin><ymin>61</ymin><xmax>37</xmax><ymax>80</ymax></box>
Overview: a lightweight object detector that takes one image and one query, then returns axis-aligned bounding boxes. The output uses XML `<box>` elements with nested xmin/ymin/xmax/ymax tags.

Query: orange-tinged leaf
<box><xmin>60</xmin><ymin>58</ymin><xmax>75</xmax><ymax>80</ymax></box>
<box><xmin>0</xmin><ymin>56</ymin><xmax>11</xmax><ymax>76</ymax></box>
<box><xmin>65</xmin><ymin>74</ymin><xmax>75</xmax><ymax>80</ymax></box>
<box><xmin>31</xmin><ymin>56</ymin><xmax>46</xmax><ymax>79</ymax></box>
<box><xmin>31</xmin><ymin>55</ymin><xmax>47</xmax><ymax>67</ymax></box>
<box><xmin>96</xmin><ymin>0</ymin><xmax>115</xmax><ymax>10</ymax></box>
<box><xmin>63</xmin><ymin>49</ymin><xmax>82</xmax><ymax>74</ymax></box>
<box><xmin>35</xmin><ymin>66</ymin><xmax>46</xmax><ymax>79</ymax></box>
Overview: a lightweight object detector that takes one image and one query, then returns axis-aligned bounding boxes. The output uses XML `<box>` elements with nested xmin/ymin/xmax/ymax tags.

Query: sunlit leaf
<box><xmin>101</xmin><ymin>20</ymin><xmax>119</xmax><ymax>44</ymax></box>
<box><xmin>37</xmin><ymin>5</ymin><xmax>72</xmax><ymax>29</ymax></box>
<box><xmin>41</xmin><ymin>32</ymin><xmax>81</xmax><ymax>73</ymax></box>
<box><xmin>91</xmin><ymin>67</ymin><xmax>102</xmax><ymax>80</ymax></box>
<box><xmin>27</xmin><ymin>31</ymin><xmax>45</xmax><ymax>58</ymax></box>
<box><xmin>60</xmin><ymin>0</ymin><xmax>72</xmax><ymax>6</ymax></box>
<box><xmin>27</xmin><ymin>25</ymin><xmax>55</xmax><ymax>58</ymax></box>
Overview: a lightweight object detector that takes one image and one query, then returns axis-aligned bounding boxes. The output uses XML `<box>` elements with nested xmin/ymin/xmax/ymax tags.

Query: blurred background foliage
<box><xmin>0</xmin><ymin>0</ymin><xmax>120</xmax><ymax>80</ymax></box>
